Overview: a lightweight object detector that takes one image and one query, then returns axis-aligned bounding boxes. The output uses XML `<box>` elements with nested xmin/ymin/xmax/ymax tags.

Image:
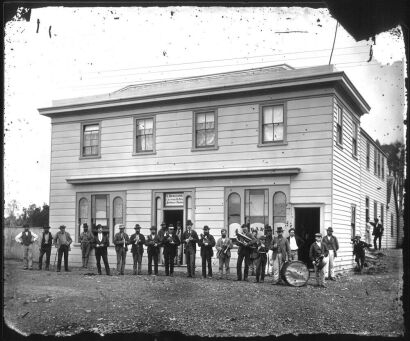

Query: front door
<box><xmin>163</xmin><ymin>210</ymin><xmax>184</xmax><ymax>265</ymax></box>
<box><xmin>294</xmin><ymin>207</ymin><xmax>320</xmax><ymax>267</ymax></box>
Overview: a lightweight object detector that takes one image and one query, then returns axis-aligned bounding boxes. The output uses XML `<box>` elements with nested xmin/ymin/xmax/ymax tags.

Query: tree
<box><xmin>3</xmin><ymin>201</ymin><xmax>49</xmax><ymax>227</ymax></box>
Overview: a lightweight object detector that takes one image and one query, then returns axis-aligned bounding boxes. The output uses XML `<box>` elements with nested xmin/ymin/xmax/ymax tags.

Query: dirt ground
<box><xmin>3</xmin><ymin>249</ymin><xmax>404</xmax><ymax>339</ymax></box>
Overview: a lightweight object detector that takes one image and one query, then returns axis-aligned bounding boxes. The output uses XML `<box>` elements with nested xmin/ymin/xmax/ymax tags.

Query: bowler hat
<box><xmin>186</xmin><ymin>220</ymin><xmax>193</xmax><ymax>226</ymax></box>
<box><xmin>315</xmin><ymin>233</ymin><xmax>322</xmax><ymax>238</ymax></box>
<box><xmin>327</xmin><ymin>227</ymin><xmax>333</xmax><ymax>232</ymax></box>
<box><xmin>221</xmin><ymin>228</ymin><xmax>227</xmax><ymax>233</ymax></box>
<box><xmin>355</xmin><ymin>233</ymin><xmax>361</xmax><ymax>238</ymax></box>
<box><xmin>150</xmin><ymin>226</ymin><xmax>157</xmax><ymax>231</ymax></box>
<box><xmin>82</xmin><ymin>223</ymin><xmax>89</xmax><ymax>229</ymax></box>
<box><xmin>134</xmin><ymin>224</ymin><xmax>141</xmax><ymax>229</ymax></box>
<box><xmin>96</xmin><ymin>224</ymin><xmax>102</xmax><ymax>229</ymax></box>
<box><xmin>203</xmin><ymin>225</ymin><xmax>209</xmax><ymax>230</ymax></box>
<box><xmin>276</xmin><ymin>226</ymin><xmax>284</xmax><ymax>233</ymax></box>
<box><xmin>168</xmin><ymin>224</ymin><xmax>175</xmax><ymax>229</ymax></box>
<box><xmin>264</xmin><ymin>225</ymin><xmax>272</xmax><ymax>232</ymax></box>
<box><xmin>43</xmin><ymin>226</ymin><xmax>51</xmax><ymax>229</ymax></box>
<box><xmin>289</xmin><ymin>228</ymin><xmax>295</xmax><ymax>233</ymax></box>
<box><xmin>59</xmin><ymin>225</ymin><xmax>66</xmax><ymax>229</ymax></box>
<box><xmin>118</xmin><ymin>224</ymin><xmax>125</xmax><ymax>229</ymax></box>
<box><xmin>161</xmin><ymin>222</ymin><xmax>166</xmax><ymax>227</ymax></box>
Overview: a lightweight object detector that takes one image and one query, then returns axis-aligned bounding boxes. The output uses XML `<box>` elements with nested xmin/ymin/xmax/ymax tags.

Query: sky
<box><xmin>4</xmin><ymin>6</ymin><xmax>406</xmax><ymax>214</ymax></box>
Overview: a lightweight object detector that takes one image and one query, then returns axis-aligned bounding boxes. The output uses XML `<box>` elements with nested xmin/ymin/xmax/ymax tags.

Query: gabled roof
<box><xmin>39</xmin><ymin>64</ymin><xmax>371</xmax><ymax>118</ymax></box>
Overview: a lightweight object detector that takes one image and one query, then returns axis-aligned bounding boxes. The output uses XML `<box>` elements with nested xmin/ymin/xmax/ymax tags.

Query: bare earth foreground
<box><xmin>3</xmin><ymin>250</ymin><xmax>404</xmax><ymax>339</ymax></box>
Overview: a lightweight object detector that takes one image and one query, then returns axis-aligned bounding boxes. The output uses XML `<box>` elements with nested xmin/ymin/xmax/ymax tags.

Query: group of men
<box><xmin>15</xmin><ymin>220</ymin><xmax>345</xmax><ymax>288</ymax></box>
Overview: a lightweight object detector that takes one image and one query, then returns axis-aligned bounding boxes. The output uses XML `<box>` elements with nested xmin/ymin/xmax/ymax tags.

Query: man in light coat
<box><xmin>271</xmin><ymin>226</ymin><xmax>291</xmax><ymax>285</ymax></box>
<box><xmin>15</xmin><ymin>223</ymin><xmax>39</xmax><ymax>270</ymax></box>
<box><xmin>79</xmin><ymin>223</ymin><xmax>94</xmax><ymax>268</ymax></box>
<box><xmin>113</xmin><ymin>224</ymin><xmax>130</xmax><ymax>275</ymax></box>
<box><xmin>53</xmin><ymin>225</ymin><xmax>72</xmax><ymax>272</ymax></box>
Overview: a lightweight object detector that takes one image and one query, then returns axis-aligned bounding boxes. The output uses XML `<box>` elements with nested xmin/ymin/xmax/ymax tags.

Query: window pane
<box><xmin>186</xmin><ymin>196</ymin><xmax>192</xmax><ymax>222</ymax></box>
<box><xmin>84</xmin><ymin>147</ymin><xmax>92</xmax><ymax>155</ymax></box>
<box><xmin>273</xmin><ymin>106</ymin><xmax>284</xmax><ymax>123</ymax></box>
<box><xmin>84</xmin><ymin>134</ymin><xmax>91</xmax><ymax>144</ymax></box>
<box><xmin>196</xmin><ymin>130</ymin><xmax>206</xmax><ymax>147</ymax></box>
<box><xmin>91</xmin><ymin>147</ymin><xmax>98</xmax><ymax>155</ymax></box>
<box><xmin>245</xmin><ymin>189</ymin><xmax>267</xmax><ymax>226</ymax></box>
<box><xmin>91</xmin><ymin>138</ymin><xmax>98</xmax><ymax>146</ymax></box>
<box><xmin>79</xmin><ymin>198</ymin><xmax>88</xmax><ymax>218</ymax></box>
<box><xmin>145</xmin><ymin>118</ymin><xmax>153</xmax><ymax>130</ymax></box>
<box><xmin>196</xmin><ymin>113</ymin><xmax>205</xmax><ymax>125</ymax></box>
<box><xmin>273</xmin><ymin>192</ymin><xmax>286</xmax><ymax>224</ymax></box>
<box><xmin>113</xmin><ymin>197</ymin><xmax>123</xmax><ymax>218</ymax></box>
<box><xmin>206</xmin><ymin>131</ymin><xmax>215</xmax><ymax>146</ymax></box>
<box><xmin>137</xmin><ymin>136</ymin><xmax>146</xmax><ymax>151</ymax></box>
<box><xmin>145</xmin><ymin>135</ymin><xmax>153</xmax><ymax>151</ymax></box>
<box><xmin>205</xmin><ymin>112</ymin><xmax>214</xmax><ymax>123</ymax></box>
<box><xmin>95</xmin><ymin>197</ymin><xmax>107</xmax><ymax>218</ymax></box>
<box><xmin>263</xmin><ymin>124</ymin><xmax>273</xmax><ymax>142</ymax></box>
<box><xmin>273</xmin><ymin>124</ymin><xmax>284</xmax><ymax>141</ymax></box>
<box><xmin>84</xmin><ymin>124</ymin><xmax>99</xmax><ymax>132</ymax></box>
<box><xmin>263</xmin><ymin>107</ymin><xmax>273</xmax><ymax>124</ymax></box>
<box><xmin>337</xmin><ymin>107</ymin><xmax>342</xmax><ymax>124</ymax></box>
<box><xmin>137</xmin><ymin>120</ymin><xmax>145</xmax><ymax>133</ymax></box>
<box><xmin>228</xmin><ymin>193</ymin><xmax>241</xmax><ymax>237</ymax></box>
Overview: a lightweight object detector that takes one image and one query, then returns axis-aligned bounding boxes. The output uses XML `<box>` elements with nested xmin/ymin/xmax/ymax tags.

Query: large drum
<box><xmin>280</xmin><ymin>261</ymin><xmax>310</xmax><ymax>287</ymax></box>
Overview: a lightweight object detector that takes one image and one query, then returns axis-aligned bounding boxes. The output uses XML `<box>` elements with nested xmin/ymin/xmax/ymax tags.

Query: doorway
<box><xmin>294</xmin><ymin>207</ymin><xmax>320</xmax><ymax>267</ymax></box>
<box><xmin>163</xmin><ymin>210</ymin><xmax>184</xmax><ymax>265</ymax></box>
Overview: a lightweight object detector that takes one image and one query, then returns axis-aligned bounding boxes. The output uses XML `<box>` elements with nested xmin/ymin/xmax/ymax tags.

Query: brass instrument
<box><xmin>314</xmin><ymin>255</ymin><xmax>325</xmax><ymax>270</ymax></box>
<box><xmin>200</xmin><ymin>233</ymin><xmax>210</xmax><ymax>246</ymax></box>
<box><xmin>235</xmin><ymin>231</ymin><xmax>253</xmax><ymax>247</ymax></box>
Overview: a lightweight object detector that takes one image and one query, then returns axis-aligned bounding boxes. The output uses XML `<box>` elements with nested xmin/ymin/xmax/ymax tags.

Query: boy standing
<box><xmin>309</xmin><ymin>233</ymin><xmax>329</xmax><ymax>288</ymax></box>
<box><xmin>216</xmin><ymin>228</ymin><xmax>233</xmax><ymax>279</ymax></box>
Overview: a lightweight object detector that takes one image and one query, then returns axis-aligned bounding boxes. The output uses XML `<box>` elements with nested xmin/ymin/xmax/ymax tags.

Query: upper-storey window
<box><xmin>377</xmin><ymin>151</ymin><xmax>381</xmax><ymax>177</ymax></box>
<box><xmin>374</xmin><ymin>148</ymin><xmax>377</xmax><ymax>175</ymax></box>
<box><xmin>381</xmin><ymin>156</ymin><xmax>385</xmax><ymax>180</ymax></box>
<box><xmin>193</xmin><ymin>111</ymin><xmax>217</xmax><ymax>149</ymax></box>
<box><xmin>352</xmin><ymin>122</ymin><xmax>358</xmax><ymax>157</ymax></box>
<box><xmin>261</xmin><ymin>104</ymin><xmax>285</xmax><ymax>144</ymax></box>
<box><xmin>366</xmin><ymin>141</ymin><xmax>370</xmax><ymax>169</ymax></box>
<box><xmin>81</xmin><ymin>123</ymin><xmax>100</xmax><ymax>158</ymax></box>
<box><xmin>336</xmin><ymin>105</ymin><xmax>343</xmax><ymax>145</ymax></box>
<box><xmin>135</xmin><ymin>117</ymin><xmax>155</xmax><ymax>153</ymax></box>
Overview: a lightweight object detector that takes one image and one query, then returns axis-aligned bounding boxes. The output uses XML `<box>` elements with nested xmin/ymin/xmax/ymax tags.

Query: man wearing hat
<box><xmin>79</xmin><ymin>223</ymin><xmax>94</xmax><ymax>268</ymax></box>
<box><xmin>15</xmin><ymin>223</ymin><xmax>39</xmax><ymax>270</ymax></box>
<box><xmin>157</xmin><ymin>222</ymin><xmax>168</xmax><ymax>265</ymax></box>
<box><xmin>370</xmin><ymin>217</ymin><xmax>384</xmax><ymax>251</ymax></box>
<box><xmin>255</xmin><ymin>235</ymin><xmax>270</xmax><ymax>283</ymax></box>
<box><xmin>53</xmin><ymin>225</ymin><xmax>72</xmax><ymax>272</ymax></box>
<box><xmin>145</xmin><ymin>226</ymin><xmax>161</xmax><ymax>275</ymax></box>
<box><xmin>198</xmin><ymin>225</ymin><xmax>216</xmax><ymax>278</ymax></box>
<box><xmin>235</xmin><ymin>224</ymin><xmax>257</xmax><ymax>281</ymax></box>
<box><xmin>162</xmin><ymin>224</ymin><xmax>180</xmax><ymax>276</ymax></box>
<box><xmin>271</xmin><ymin>226</ymin><xmax>291</xmax><ymax>285</ymax></box>
<box><xmin>309</xmin><ymin>233</ymin><xmax>329</xmax><ymax>287</ymax></box>
<box><xmin>216</xmin><ymin>228</ymin><xmax>233</xmax><ymax>279</ymax></box>
<box><xmin>287</xmin><ymin>228</ymin><xmax>305</xmax><ymax>261</ymax></box>
<box><xmin>264</xmin><ymin>225</ymin><xmax>274</xmax><ymax>277</ymax></box>
<box><xmin>38</xmin><ymin>226</ymin><xmax>53</xmax><ymax>270</ymax></box>
<box><xmin>114</xmin><ymin>224</ymin><xmax>130</xmax><ymax>275</ymax></box>
<box><xmin>352</xmin><ymin>233</ymin><xmax>372</xmax><ymax>272</ymax></box>
<box><xmin>182</xmin><ymin>220</ymin><xmax>199</xmax><ymax>277</ymax></box>
<box><xmin>130</xmin><ymin>224</ymin><xmax>145</xmax><ymax>275</ymax></box>
<box><xmin>322</xmin><ymin>227</ymin><xmax>339</xmax><ymax>280</ymax></box>
<box><xmin>92</xmin><ymin>224</ymin><xmax>111</xmax><ymax>275</ymax></box>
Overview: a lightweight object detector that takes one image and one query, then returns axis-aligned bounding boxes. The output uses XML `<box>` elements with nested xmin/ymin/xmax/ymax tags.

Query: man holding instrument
<box><xmin>309</xmin><ymin>233</ymin><xmax>329</xmax><ymax>288</ymax></box>
<box><xmin>235</xmin><ymin>224</ymin><xmax>257</xmax><ymax>281</ymax></box>
<box><xmin>162</xmin><ymin>224</ymin><xmax>180</xmax><ymax>276</ymax></box>
<box><xmin>216</xmin><ymin>228</ymin><xmax>233</xmax><ymax>279</ymax></box>
<box><xmin>182</xmin><ymin>220</ymin><xmax>198</xmax><ymax>277</ymax></box>
<box><xmin>130</xmin><ymin>224</ymin><xmax>145</xmax><ymax>275</ymax></box>
<box><xmin>114</xmin><ymin>224</ymin><xmax>130</xmax><ymax>275</ymax></box>
<box><xmin>145</xmin><ymin>226</ymin><xmax>161</xmax><ymax>275</ymax></box>
<box><xmin>198</xmin><ymin>225</ymin><xmax>216</xmax><ymax>279</ymax></box>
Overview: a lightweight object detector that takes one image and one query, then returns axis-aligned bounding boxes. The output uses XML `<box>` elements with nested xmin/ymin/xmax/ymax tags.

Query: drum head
<box><xmin>281</xmin><ymin>261</ymin><xmax>310</xmax><ymax>287</ymax></box>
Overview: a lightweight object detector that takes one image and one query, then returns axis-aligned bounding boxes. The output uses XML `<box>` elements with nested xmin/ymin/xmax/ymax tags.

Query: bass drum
<box><xmin>280</xmin><ymin>261</ymin><xmax>310</xmax><ymax>287</ymax></box>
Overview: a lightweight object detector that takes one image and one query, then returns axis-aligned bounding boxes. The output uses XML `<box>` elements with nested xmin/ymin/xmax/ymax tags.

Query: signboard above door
<box><xmin>165</xmin><ymin>193</ymin><xmax>184</xmax><ymax>207</ymax></box>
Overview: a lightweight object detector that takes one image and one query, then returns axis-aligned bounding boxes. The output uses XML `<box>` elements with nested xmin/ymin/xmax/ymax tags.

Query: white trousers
<box><xmin>323</xmin><ymin>250</ymin><xmax>335</xmax><ymax>278</ymax></box>
<box><xmin>265</xmin><ymin>250</ymin><xmax>273</xmax><ymax>275</ymax></box>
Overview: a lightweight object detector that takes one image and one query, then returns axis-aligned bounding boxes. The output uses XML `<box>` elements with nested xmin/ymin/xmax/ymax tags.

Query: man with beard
<box><xmin>162</xmin><ymin>224</ymin><xmax>180</xmax><ymax>276</ymax></box>
<box><xmin>198</xmin><ymin>225</ymin><xmax>216</xmax><ymax>279</ymax></box>
<box><xmin>216</xmin><ymin>228</ymin><xmax>233</xmax><ymax>279</ymax></box>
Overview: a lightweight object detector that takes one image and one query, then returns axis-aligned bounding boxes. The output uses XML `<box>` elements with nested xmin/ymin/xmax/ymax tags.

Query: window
<box><xmin>352</xmin><ymin>122</ymin><xmax>358</xmax><ymax>156</ymax></box>
<box><xmin>380</xmin><ymin>204</ymin><xmax>384</xmax><ymax>225</ymax></box>
<box><xmin>155</xmin><ymin>197</ymin><xmax>163</xmax><ymax>229</ymax></box>
<box><xmin>261</xmin><ymin>104</ymin><xmax>285</xmax><ymax>144</ymax></box>
<box><xmin>374</xmin><ymin>148</ymin><xmax>377</xmax><ymax>175</ymax></box>
<box><xmin>377</xmin><ymin>152</ymin><xmax>381</xmax><ymax>177</ymax></box>
<box><xmin>135</xmin><ymin>117</ymin><xmax>154</xmax><ymax>153</ymax></box>
<box><xmin>374</xmin><ymin>201</ymin><xmax>378</xmax><ymax>220</ymax></box>
<box><xmin>391</xmin><ymin>214</ymin><xmax>394</xmax><ymax>236</ymax></box>
<box><xmin>228</xmin><ymin>193</ymin><xmax>241</xmax><ymax>237</ymax></box>
<box><xmin>113</xmin><ymin>197</ymin><xmax>123</xmax><ymax>227</ymax></box>
<box><xmin>365</xmin><ymin>197</ymin><xmax>369</xmax><ymax>221</ymax></box>
<box><xmin>366</xmin><ymin>142</ymin><xmax>370</xmax><ymax>169</ymax></box>
<box><xmin>336</xmin><ymin>105</ymin><xmax>343</xmax><ymax>145</ymax></box>
<box><xmin>273</xmin><ymin>192</ymin><xmax>287</xmax><ymax>227</ymax></box>
<box><xmin>381</xmin><ymin>156</ymin><xmax>385</xmax><ymax>180</ymax></box>
<box><xmin>81</xmin><ymin>123</ymin><xmax>100</xmax><ymax>157</ymax></box>
<box><xmin>351</xmin><ymin>205</ymin><xmax>356</xmax><ymax>238</ymax></box>
<box><xmin>186</xmin><ymin>196</ymin><xmax>193</xmax><ymax>223</ymax></box>
<box><xmin>78</xmin><ymin>198</ymin><xmax>89</xmax><ymax>240</ymax></box>
<box><xmin>92</xmin><ymin>195</ymin><xmax>109</xmax><ymax>234</ymax></box>
<box><xmin>245</xmin><ymin>189</ymin><xmax>268</xmax><ymax>230</ymax></box>
<box><xmin>194</xmin><ymin>111</ymin><xmax>217</xmax><ymax>149</ymax></box>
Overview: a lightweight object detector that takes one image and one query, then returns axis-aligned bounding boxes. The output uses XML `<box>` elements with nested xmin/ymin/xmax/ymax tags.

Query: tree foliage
<box><xmin>3</xmin><ymin>202</ymin><xmax>49</xmax><ymax>228</ymax></box>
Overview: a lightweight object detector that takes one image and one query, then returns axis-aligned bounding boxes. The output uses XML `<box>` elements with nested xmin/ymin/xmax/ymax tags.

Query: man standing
<box><xmin>287</xmin><ymin>228</ymin><xmax>304</xmax><ymax>261</ymax></box>
<box><xmin>162</xmin><ymin>224</ymin><xmax>180</xmax><ymax>276</ymax></box>
<box><xmin>145</xmin><ymin>226</ymin><xmax>161</xmax><ymax>275</ymax></box>
<box><xmin>38</xmin><ymin>226</ymin><xmax>52</xmax><ymax>270</ymax></box>
<box><xmin>216</xmin><ymin>228</ymin><xmax>233</xmax><ymax>279</ymax></box>
<box><xmin>15</xmin><ymin>223</ymin><xmax>38</xmax><ymax>270</ymax></box>
<box><xmin>114</xmin><ymin>224</ymin><xmax>130</xmax><ymax>275</ymax></box>
<box><xmin>322</xmin><ymin>227</ymin><xmax>339</xmax><ymax>281</ymax></box>
<box><xmin>255</xmin><ymin>235</ymin><xmax>269</xmax><ymax>283</ymax></box>
<box><xmin>371</xmin><ymin>218</ymin><xmax>384</xmax><ymax>251</ymax></box>
<box><xmin>309</xmin><ymin>233</ymin><xmax>329</xmax><ymax>288</ymax></box>
<box><xmin>93</xmin><ymin>224</ymin><xmax>111</xmax><ymax>276</ymax></box>
<box><xmin>198</xmin><ymin>225</ymin><xmax>216</xmax><ymax>279</ymax></box>
<box><xmin>157</xmin><ymin>222</ymin><xmax>168</xmax><ymax>265</ymax></box>
<box><xmin>264</xmin><ymin>225</ymin><xmax>274</xmax><ymax>277</ymax></box>
<box><xmin>182</xmin><ymin>220</ymin><xmax>198</xmax><ymax>277</ymax></box>
<box><xmin>79</xmin><ymin>223</ymin><xmax>93</xmax><ymax>268</ymax></box>
<box><xmin>352</xmin><ymin>233</ymin><xmax>372</xmax><ymax>272</ymax></box>
<box><xmin>249</xmin><ymin>228</ymin><xmax>259</xmax><ymax>276</ymax></box>
<box><xmin>53</xmin><ymin>225</ymin><xmax>72</xmax><ymax>272</ymax></box>
<box><xmin>235</xmin><ymin>224</ymin><xmax>257</xmax><ymax>281</ymax></box>
<box><xmin>130</xmin><ymin>224</ymin><xmax>145</xmax><ymax>275</ymax></box>
<box><xmin>271</xmin><ymin>226</ymin><xmax>291</xmax><ymax>285</ymax></box>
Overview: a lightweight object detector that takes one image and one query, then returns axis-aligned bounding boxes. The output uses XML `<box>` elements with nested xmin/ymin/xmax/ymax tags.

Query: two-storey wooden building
<box><xmin>39</xmin><ymin>64</ymin><xmax>397</xmax><ymax>272</ymax></box>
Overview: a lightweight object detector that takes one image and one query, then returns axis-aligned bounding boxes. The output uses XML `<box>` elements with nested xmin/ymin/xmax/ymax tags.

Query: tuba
<box><xmin>236</xmin><ymin>231</ymin><xmax>253</xmax><ymax>247</ymax></box>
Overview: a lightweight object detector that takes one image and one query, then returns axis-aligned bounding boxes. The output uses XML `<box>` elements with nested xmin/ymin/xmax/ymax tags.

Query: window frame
<box><xmin>380</xmin><ymin>203</ymin><xmax>384</xmax><ymax>225</ymax></box>
<box><xmin>351</xmin><ymin>204</ymin><xmax>356</xmax><ymax>239</ymax></box>
<box><xmin>133</xmin><ymin>115</ymin><xmax>156</xmax><ymax>155</ymax></box>
<box><xmin>336</xmin><ymin>105</ymin><xmax>343</xmax><ymax>146</ymax></box>
<box><xmin>365</xmin><ymin>196</ymin><xmax>370</xmax><ymax>221</ymax></box>
<box><xmin>192</xmin><ymin>109</ymin><xmax>218</xmax><ymax>151</ymax></box>
<box><xmin>366</xmin><ymin>142</ymin><xmax>370</xmax><ymax>170</ymax></box>
<box><xmin>80</xmin><ymin>121</ymin><xmax>101</xmax><ymax>159</ymax></box>
<box><xmin>258</xmin><ymin>102</ymin><xmax>287</xmax><ymax>146</ymax></box>
<box><xmin>381</xmin><ymin>156</ymin><xmax>385</xmax><ymax>180</ymax></box>
<box><xmin>374</xmin><ymin>148</ymin><xmax>377</xmax><ymax>175</ymax></box>
<box><xmin>352</xmin><ymin>121</ymin><xmax>358</xmax><ymax>158</ymax></box>
<box><xmin>377</xmin><ymin>151</ymin><xmax>381</xmax><ymax>178</ymax></box>
<box><xmin>373</xmin><ymin>200</ymin><xmax>378</xmax><ymax>220</ymax></box>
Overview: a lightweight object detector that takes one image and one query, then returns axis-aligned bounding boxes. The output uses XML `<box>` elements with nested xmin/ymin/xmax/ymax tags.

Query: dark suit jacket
<box><xmin>145</xmin><ymin>234</ymin><xmax>161</xmax><ymax>254</ymax></box>
<box><xmin>182</xmin><ymin>230</ymin><xmax>199</xmax><ymax>253</ymax></box>
<box><xmin>309</xmin><ymin>242</ymin><xmax>329</xmax><ymax>262</ymax></box>
<box><xmin>93</xmin><ymin>234</ymin><xmax>110</xmax><ymax>255</ymax></box>
<box><xmin>114</xmin><ymin>232</ymin><xmax>130</xmax><ymax>252</ymax></box>
<box><xmin>272</xmin><ymin>236</ymin><xmax>291</xmax><ymax>261</ymax></box>
<box><xmin>130</xmin><ymin>233</ymin><xmax>146</xmax><ymax>255</ymax></box>
<box><xmin>198</xmin><ymin>233</ymin><xmax>216</xmax><ymax>257</ymax></box>
<box><xmin>162</xmin><ymin>233</ymin><xmax>180</xmax><ymax>254</ymax></box>
<box><xmin>40</xmin><ymin>232</ymin><xmax>53</xmax><ymax>249</ymax></box>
